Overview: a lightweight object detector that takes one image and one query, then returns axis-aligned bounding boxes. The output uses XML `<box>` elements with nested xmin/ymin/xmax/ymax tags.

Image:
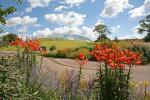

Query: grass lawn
<box><xmin>39</xmin><ymin>38</ymin><xmax>94</xmax><ymax>50</ymax></box>
<box><xmin>0</xmin><ymin>38</ymin><xmax>95</xmax><ymax>51</ymax></box>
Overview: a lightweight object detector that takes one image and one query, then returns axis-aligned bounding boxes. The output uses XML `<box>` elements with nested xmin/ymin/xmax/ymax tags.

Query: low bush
<box><xmin>72</xmin><ymin>48</ymin><xmax>90</xmax><ymax>59</ymax></box>
<box><xmin>40</xmin><ymin>46</ymin><xmax>47</xmax><ymax>51</ymax></box>
<box><xmin>127</xmin><ymin>44</ymin><xmax>150</xmax><ymax>65</ymax></box>
<box><xmin>56</xmin><ymin>48</ymin><xmax>75</xmax><ymax>58</ymax></box>
<box><xmin>49</xmin><ymin>45</ymin><xmax>56</xmax><ymax>51</ymax></box>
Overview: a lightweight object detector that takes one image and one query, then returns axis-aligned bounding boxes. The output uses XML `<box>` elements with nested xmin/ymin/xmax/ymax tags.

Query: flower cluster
<box><xmin>10</xmin><ymin>38</ymin><xmax>40</xmax><ymax>51</ymax></box>
<box><xmin>90</xmin><ymin>44</ymin><xmax>141</xmax><ymax>69</ymax></box>
<box><xmin>75</xmin><ymin>53</ymin><xmax>88</xmax><ymax>65</ymax></box>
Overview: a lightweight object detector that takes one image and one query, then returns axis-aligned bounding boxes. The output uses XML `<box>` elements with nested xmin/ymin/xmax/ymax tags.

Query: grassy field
<box><xmin>0</xmin><ymin>38</ymin><xmax>94</xmax><ymax>51</ymax></box>
<box><xmin>1</xmin><ymin>38</ymin><xmax>150</xmax><ymax>51</ymax></box>
<box><xmin>39</xmin><ymin>38</ymin><xmax>94</xmax><ymax>50</ymax></box>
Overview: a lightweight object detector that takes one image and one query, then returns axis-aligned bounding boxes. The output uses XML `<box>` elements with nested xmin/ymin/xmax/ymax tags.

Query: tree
<box><xmin>138</xmin><ymin>14</ymin><xmax>150</xmax><ymax>42</ymax></box>
<box><xmin>93</xmin><ymin>24</ymin><xmax>110</xmax><ymax>41</ymax></box>
<box><xmin>0</xmin><ymin>0</ymin><xmax>22</xmax><ymax>31</ymax></box>
<box><xmin>2</xmin><ymin>33</ymin><xmax>18</xmax><ymax>44</ymax></box>
<box><xmin>114</xmin><ymin>36</ymin><xmax>119</xmax><ymax>43</ymax></box>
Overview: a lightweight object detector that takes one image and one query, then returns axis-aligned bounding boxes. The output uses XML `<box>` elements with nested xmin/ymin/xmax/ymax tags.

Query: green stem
<box><xmin>104</xmin><ymin>63</ymin><xmax>108</xmax><ymax>100</ymax></box>
<box><xmin>126</xmin><ymin>65</ymin><xmax>132</xmax><ymax>99</ymax></box>
<box><xmin>144</xmin><ymin>85</ymin><xmax>147</xmax><ymax>99</ymax></box>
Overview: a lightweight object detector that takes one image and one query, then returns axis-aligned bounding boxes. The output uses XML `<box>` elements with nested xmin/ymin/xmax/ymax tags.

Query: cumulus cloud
<box><xmin>95</xmin><ymin>19</ymin><xmax>104</xmax><ymax>26</ymax></box>
<box><xmin>33</xmin><ymin>26</ymin><xmax>98</xmax><ymax>41</ymax></box>
<box><xmin>110</xmin><ymin>25</ymin><xmax>121</xmax><ymax>33</ymax></box>
<box><xmin>44</xmin><ymin>12</ymin><xmax>86</xmax><ymax>26</ymax></box>
<box><xmin>0</xmin><ymin>32</ymin><xmax>9</xmax><ymax>37</ymax></box>
<box><xmin>53</xmin><ymin>26</ymin><xmax>98</xmax><ymax>40</ymax></box>
<box><xmin>7</xmin><ymin>16</ymin><xmax>37</xmax><ymax>27</ymax></box>
<box><xmin>33</xmin><ymin>28</ymin><xmax>52</xmax><ymax>38</ymax></box>
<box><xmin>128</xmin><ymin>0</ymin><xmax>150</xmax><ymax>18</ymax></box>
<box><xmin>65</xmin><ymin>0</ymin><xmax>86</xmax><ymax>7</ymax></box>
<box><xmin>17</xmin><ymin>26</ymin><xmax>28</xmax><ymax>33</ymax></box>
<box><xmin>81</xmin><ymin>26</ymin><xmax>98</xmax><ymax>40</ymax></box>
<box><xmin>53</xmin><ymin>26</ymin><xmax>81</xmax><ymax>35</ymax></box>
<box><xmin>130</xmin><ymin>25</ymin><xmax>147</xmax><ymax>39</ymax></box>
<box><xmin>26</xmin><ymin>0</ymin><xmax>53</xmax><ymax>12</ymax></box>
<box><xmin>100</xmin><ymin>0</ymin><xmax>133</xmax><ymax>18</ymax></box>
<box><xmin>54</xmin><ymin>6</ymin><xmax>68</xmax><ymax>12</ymax></box>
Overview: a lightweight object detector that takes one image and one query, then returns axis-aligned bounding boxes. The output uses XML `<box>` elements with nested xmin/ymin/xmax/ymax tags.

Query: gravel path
<box><xmin>40</xmin><ymin>57</ymin><xmax>150</xmax><ymax>80</ymax></box>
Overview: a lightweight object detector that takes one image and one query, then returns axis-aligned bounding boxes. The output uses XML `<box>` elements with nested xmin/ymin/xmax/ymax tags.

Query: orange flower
<box><xmin>90</xmin><ymin>44</ymin><xmax>141</xmax><ymax>69</ymax></box>
<box><xmin>10</xmin><ymin>38</ymin><xmax>40</xmax><ymax>51</ymax></box>
<box><xmin>75</xmin><ymin>53</ymin><xmax>88</xmax><ymax>65</ymax></box>
<box><xmin>78</xmin><ymin>53</ymin><xmax>85</xmax><ymax>60</ymax></box>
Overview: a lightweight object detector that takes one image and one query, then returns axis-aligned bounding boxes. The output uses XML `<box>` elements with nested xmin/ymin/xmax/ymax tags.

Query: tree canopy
<box><xmin>138</xmin><ymin>14</ymin><xmax>150</xmax><ymax>42</ymax></box>
<box><xmin>93</xmin><ymin>24</ymin><xmax>110</xmax><ymax>41</ymax></box>
<box><xmin>0</xmin><ymin>0</ymin><xmax>22</xmax><ymax>34</ymax></box>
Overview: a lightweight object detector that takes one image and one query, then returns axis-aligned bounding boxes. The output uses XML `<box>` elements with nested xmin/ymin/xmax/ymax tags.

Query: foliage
<box><xmin>56</xmin><ymin>48</ymin><xmax>74</xmax><ymax>58</ymax></box>
<box><xmin>40</xmin><ymin>46</ymin><xmax>47</xmax><ymax>51</ymax></box>
<box><xmin>0</xmin><ymin>50</ymin><xmax>40</xmax><ymax>99</ymax></box>
<box><xmin>114</xmin><ymin>36</ymin><xmax>119</xmax><ymax>43</ymax></box>
<box><xmin>0</xmin><ymin>0</ymin><xmax>22</xmax><ymax>32</ymax></box>
<box><xmin>2</xmin><ymin>33</ymin><xmax>18</xmax><ymax>44</ymax></box>
<box><xmin>0</xmin><ymin>38</ymin><xmax>150</xmax><ymax>99</ymax></box>
<box><xmin>73</xmin><ymin>48</ymin><xmax>90</xmax><ymax>59</ymax></box>
<box><xmin>49</xmin><ymin>45</ymin><xmax>56</xmax><ymax>51</ymax></box>
<box><xmin>91</xmin><ymin>43</ymin><xmax>141</xmax><ymax>99</ymax></box>
<box><xmin>127</xmin><ymin>44</ymin><xmax>150</xmax><ymax>65</ymax></box>
<box><xmin>0</xmin><ymin>6</ymin><xmax>16</xmax><ymax>25</ymax></box>
<box><xmin>94</xmin><ymin>24</ymin><xmax>110</xmax><ymax>41</ymax></box>
<box><xmin>138</xmin><ymin>14</ymin><xmax>150</xmax><ymax>42</ymax></box>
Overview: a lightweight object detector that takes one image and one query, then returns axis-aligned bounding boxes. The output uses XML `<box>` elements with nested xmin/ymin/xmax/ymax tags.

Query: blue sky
<box><xmin>1</xmin><ymin>0</ymin><xmax>150</xmax><ymax>40</ymax></box>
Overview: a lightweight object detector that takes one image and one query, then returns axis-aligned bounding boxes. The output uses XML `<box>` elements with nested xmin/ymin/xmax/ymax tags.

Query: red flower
<box><xmin>90</xmin><ymin>44</ymin><xmax>141</xmax><ymax>69</ymax></box>
<box><xmin>10</xmin><ymin>38</ymin><xmax>40</xmax><ymax>51</ymax></box>
<box><xmin>79</xmin><ymin>53</ymin><xmax>85</xmax><ymax>60</ymax></box>
<box><xmin>76</xmin><ymin>53</ymin><xmax>88</xmax><ymax>65</ymax></box>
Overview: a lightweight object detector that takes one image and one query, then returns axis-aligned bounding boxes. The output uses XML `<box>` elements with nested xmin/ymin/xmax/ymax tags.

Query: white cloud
<box><xmin>53</xmin><ymin>26</ymin><xmax>81</xmax><ymax>35</ymax></box>
<box><xmin>54</xmin><ymin>6</ymin><xmax>68</xmax><ymax>12</ymax></box>
<box><xmin>81</xmin><ymin>26</ymin><xmax>98</xmax><ymax>40</ymax></box>
<box><xmin>132</xmin><ymin>25</ymin><xmax>140</xmax><ymax>33</ymax></box>
<box><xmin>110</xmin><ymin>25</ymin><xmax>121</xmax><ymax>33</ymax></box>
<box><xmin>65</xmin><ymin>0</ymin><xmax>86</xmax><ymax>7</ymax></box>
<box><xmin>7</xmin><ymin>16</ymin><xmax>37</xmax><ymax>27</ymax></box>
<box><xmin>44</xmin><ymin>12</ymin><xmax>86</xmax><ymax>26</ymax></box>
<box><xmin>100</xmin><ymin>0</ymin><xmax>133</xmax><ymax>18</ymax></box>
<box><xmin>32</xmin><ymin>26</ymin><xmax>98</xmax><ymax>41</ymax></box>
<box><xmin>95</xmin><ymin>19</ymin><xmax>104</xmax><ymax>26</ymax></box>
<box><xmin>26</xmin><ymin>0</ymin><xmax>53</xmax><ymax>12</ymax></box>
<box><xmin>0</xmin><ymin>32</ymin><xmax>9</xmax><ymax>37</ymax></box>
<box><xmin>53</xmin><ymin>26</ymin><xmax>98</xmax><ymax>40</ymax></box>
<box><xmin>128</xmin><ymin>0</ymin><xmax>150</xmax><ymax>18</ymax></box>
<box><xmin>33</xmin><ymin>28</ymin><xmax>52</xmax><ymax>38</ymax></box>
<box><xmin>17</xmin><ymin>26</ymin><xmax>28</xmax><ymax>33</ymax></box>
<box><xmin>130</xmin><ymin>25</ymin><xmax>147</xmax><ymax>39</ymax></box>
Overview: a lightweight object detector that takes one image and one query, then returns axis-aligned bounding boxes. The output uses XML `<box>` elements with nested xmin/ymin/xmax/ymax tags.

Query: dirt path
<box><xmin>40</xmin><ymin>57</ymin><xmax>150</xmax><ymax>80</ymax></box>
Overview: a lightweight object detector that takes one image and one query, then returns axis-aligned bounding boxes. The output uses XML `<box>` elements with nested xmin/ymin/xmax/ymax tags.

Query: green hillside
<box><xmin>39</xmin><ymin>38</ymin><xmax>94</xmax><ymax>50</ymax></box>
<box><xmin>0</xmin><ymin>38</ymin><xmax>94</xmax><ymax>51</ymax></box>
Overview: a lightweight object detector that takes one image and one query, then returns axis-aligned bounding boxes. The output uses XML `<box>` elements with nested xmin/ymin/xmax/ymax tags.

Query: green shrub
<box><xmin>43</xmin><ymin>52</ymin><xmax>56</xmax><ymax>58</ymax></box>
<box><xmin>127</xmin><ymin>44</ymin><xmax>150</xmax><ymax>65</ymax></box>
<box><xmin>40</xmin><ymin>46</ymin><xmax>47</xmax><ymax>51</ymax></box>
<box><xmin>2</xmin><ymin>33</ymin><xmax>18</xmax><ymax>44</ymax></box>
<box><xmin>56</xmin><ymin>48</ymin><xmax>70</xmax><ymax>58</ymax></box>
<box><xmin>72</xmin><ymin>48</ymin><xmax>90</xmax><ymax>59</ymax></box>
<box><xmin>49</xmin><ymin>45</ymin><xmax>56</xmax><ymax>51</ymax></box>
